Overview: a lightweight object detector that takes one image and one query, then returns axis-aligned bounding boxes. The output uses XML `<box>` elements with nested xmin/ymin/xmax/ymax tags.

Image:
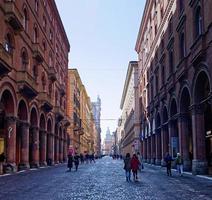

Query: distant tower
<box><xmin>92</xmin><ymin>96</ymin><xmax>102</xmax><ymax>156</ymax></box>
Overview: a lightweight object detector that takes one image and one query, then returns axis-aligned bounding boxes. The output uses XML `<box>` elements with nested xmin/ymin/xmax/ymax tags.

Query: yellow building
<box><xmin>67</xmin><ymin>69</ymin><xmax>96</xmax><ymax>155</ymax></box>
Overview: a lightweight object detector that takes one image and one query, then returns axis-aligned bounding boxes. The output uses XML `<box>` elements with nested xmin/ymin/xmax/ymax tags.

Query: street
<box><xmin>0</xmin><ymin>157</ymin><xmax>212</xmax><ymax>200</ymax></box>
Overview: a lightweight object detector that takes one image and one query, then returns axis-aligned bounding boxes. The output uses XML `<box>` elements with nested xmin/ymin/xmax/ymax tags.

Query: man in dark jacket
<box><xmin>124</xmin><ymin>153</ymin><xmax>131</xmax><ymax>182</ymax></box>
<box><xmin>164</xmin><ymin>152</ymin><xmax>173</xmax><ymax>176</ymax></box>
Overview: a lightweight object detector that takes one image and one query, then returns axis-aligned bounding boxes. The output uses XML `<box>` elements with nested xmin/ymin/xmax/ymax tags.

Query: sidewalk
<box><xmin>144</xmin><ymin>163</ymin><xmax>212</xmax><ymax>181</ymax></box>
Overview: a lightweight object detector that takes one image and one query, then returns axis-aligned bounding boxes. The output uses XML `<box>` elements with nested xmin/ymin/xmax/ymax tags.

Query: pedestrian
<box><xmin>67</xmin><ymin>153</ymin><xmax>73</xmax><ymax>171</ymax></box>
<box><xmin>137</xmin><ymin>152</ymin><xmax>143</xmax><ymax>172</ymax></box>
<box><xmin>85</xmin><ymin>153</ymin><xmax>89</xmax><ymax>164</ymax></box>
<box><xmin>124</xmin><ymin>153</ymin><xmax>131</xmax><ymax>182</ymax></box>
<box><xmin>80</xmin><ymin>153</ymin><xmax>84</xmax><ymax>164</ymax></box>
<box><xmin>0</xmin><ymin>152</ymin><xmax>6</xmax><ymax>175</ymax></box>
<box><xmin>176</xmin><ymin>153</ymin><xmax>183</xmax><ymax>176</ymax></box>
<box><xmin>131</xmin><ymin>154</ymin><xmax>140</xmax><ymax>181</ymax></box>
<box><xmin>164</xmin><ymin>152</ymin><xmax>173</xmax><ymax>176</ymax></box>
<box><xmin>74</xmin><ymin>154</ymin><xmax>79</xmax><ymax>171</ymax></box>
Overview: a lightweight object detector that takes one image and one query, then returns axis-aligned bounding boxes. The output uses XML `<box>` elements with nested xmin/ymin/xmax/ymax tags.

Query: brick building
<box><xmin>136</xmin><ymin>0</ymin><xmax>212</xmax><ymax>175</ymax></box>
<box><xmin>0</xmin><ymin>0</ymin><xmax>70</xmax><ymax>173</ymax></box>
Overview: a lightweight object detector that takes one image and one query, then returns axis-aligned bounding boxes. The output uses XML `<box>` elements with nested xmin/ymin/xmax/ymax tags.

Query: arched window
<box><xmin>33</xmin><ymin>26</ymin><xmax>38</xmax><ymax>43</ymax></box>
<box><xmin>21</xmin><ymin>48</ymin><xmax>29</xmax><ymax>70</ymax></box>
<box><xmin>32</xmin><ymin>65</ymin><xmax>38</xmax><ymax>79</ymax></box>
<box><xmin>169</xmin><ymin>48</ymin><xmax>174</xmax><ymax>74</ymax></box>
<box><xmin>179</xmin><ymin>32</ymin><xmax>186</xmax><ymax>58</ymax></box>
<box><xmin>41</xmin><ymin>72</ymin><xmax>46</xmax><ymax>90</ymax></box>
<box><xmin>195</xmin><ymin>6</ymin><xmax>202</xmax><ymax>38</ymax></box>
<box><xmin>179</xmin><ymin>0</ymin><xmax>184</xmax><ymax>13</ymax></box>
<box><xmin>23</xmin><ymin>8</ymin><xmax>28</xmax><ymax>31</ymax></box>
<box><xmin>5</xmin><ymin>33</ymin><xmax>13</xmax><ymax>53</ymax></box>
<box><xmin>35</xmin><ymin>0</ymin><xmax>39</xmax><ymax>13</ymax></box>
<box><xmin>49</xmin><ymin>52</ymin><xmax>53</xmax><ymax>67</ymax></box>
<box><xmin>42</xmin><ymin>40</ymin><xmax>46</xmax><ymax>51</ymax></box>
<box><xmin>55</xmin><ymin>91</ymin><xmax>58</xmax><ymax>106</ymax></box>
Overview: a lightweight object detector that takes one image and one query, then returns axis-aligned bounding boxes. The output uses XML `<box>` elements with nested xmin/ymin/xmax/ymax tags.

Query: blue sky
<box><xmin>55</xmin><ymin>0</ymin><xmax>145</xmax><ymax>140</ymax></box>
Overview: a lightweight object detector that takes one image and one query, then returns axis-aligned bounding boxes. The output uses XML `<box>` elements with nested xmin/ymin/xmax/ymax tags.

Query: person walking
<box><xmin>74</xmin><ymin>154</ymin><xmax>79</xmax><ymax>171</ymax></box>
<box><xmin>0</xmin><ymin>152</ymin><xmax>6</xmax><ymax>175</ymax></box>
<box><xmin>164</xmin><ymin>152</ymin><xmax>173</xmax><ymax>176</ymax></box>
<box><xmin>131</xmin><ymin>154</ymin><xmax>140</xmax><ymax>181</ymax></box>
<box><xmin>137</xmin><ymin>152</ymin><xmax>143</xmax><ymax>172</ymax></box>
<box><xmin>67</xmin><ymin>153</ymin><xmax>73</xmax><ymax>172</ymax></box>
<box><xmin>123</xmin><ymin>153</ymin><xmax>131</xmax><ymax>182</ymax></box>
<box><xmin>176</xmin><ymin>153</ymin><xmax>183</xmax><ymax>176</ymax></box>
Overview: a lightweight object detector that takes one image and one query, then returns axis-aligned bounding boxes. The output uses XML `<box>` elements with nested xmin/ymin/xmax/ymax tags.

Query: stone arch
<box><xmin>192</xmin><ymin>69</ymin><xmax>212</xmax><ymax>174</ymax></box>
<box><xmin>17</xmin><ymin>99</ymin><xmax>28</xmax><ymax>121</ymax></box>
<box><xmin>0</xmin><ymin>89</ymin><xmax>15</xmax><ymax>115</ymax></box>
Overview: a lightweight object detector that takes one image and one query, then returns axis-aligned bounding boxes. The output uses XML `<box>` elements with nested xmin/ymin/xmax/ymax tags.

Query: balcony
<box><xmin>0</xmin><ymin>43</ymin><xmax>12</xmax><ymax>77</ymax></box>
<box><xmin>38</xmin><ymin>92</ymin><xmax>53</xmax><ymax>112</ymax></box>
<box><xmin>54</xmin><ymin>106</ymin><xmax>64</xmax><ymax>122</ymax></box>
<box><xmin>32</xmin><ymin>43</ymin><xmax>44</xmax><ymax>64</ymax></box>
<box><xmin>48</xmin><ymin>67</ymin><xmax>57</xmax><ymax>82</ymax></box>
<box><xmin>17</xmin><ymin>71</ymin><xmax>38</xmax><ymax>98</ymax></box>
<box><xmin>4</xmin><ymin>0</ymin><xmax>23</xmax><ymax>32</ymax></box>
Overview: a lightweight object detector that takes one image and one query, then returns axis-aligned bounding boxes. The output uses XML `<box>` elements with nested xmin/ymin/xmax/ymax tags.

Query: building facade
<box><xmin>0</xmin><ymin>0</ymin><xmax>70</xmax><ymax>173</ymax></box>
<box><xmin>103</xmin><ymin>127</ymin><xmax>113</xmax><ymax>155</ymax></box>
<box><xmin>92</xmin><ymin>96</ymin><xmax>102</xmax><ymax>156</ymax></box>
<box><xmin>67</xmin><ymin>69</ymin><xmax>96</xmax><ymax>155</ymax></box>
<box><xmin>119</xmin><ymin>61</ymin><xmax>140</xmax><ymax>156</ymax></box>
<box><xmin>136</xmin><ymin>0</ymin><xmax>212</xmax><ymax>175</ymax></box>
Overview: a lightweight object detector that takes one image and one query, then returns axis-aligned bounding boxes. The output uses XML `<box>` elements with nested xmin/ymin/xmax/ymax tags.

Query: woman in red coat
<box><xmin>131</xmin><ymin>154</ymin><xmax>140</xmax><ymax>181</ymax></box>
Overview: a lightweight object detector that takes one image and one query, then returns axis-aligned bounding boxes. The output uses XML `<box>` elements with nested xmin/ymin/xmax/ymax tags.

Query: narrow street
<box><xmin>0</xmin><ymin>157</ymin><xmax>212</xmax><ymax>200</ymax></box>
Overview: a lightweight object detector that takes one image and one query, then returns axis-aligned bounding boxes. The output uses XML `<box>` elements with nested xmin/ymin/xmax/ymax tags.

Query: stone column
<box><xmin>19</xmin><ymin>121</ymin><xmax>30</xmax><ymax>170</ymax></box>
<box><xmin>191</xmin><ymin>105</ymin><xmax>207</xmax><ymax>175</ymax></box>
<box><xmin>6</xmin><ymin>116</ymin><xmax>17</xmax><ymax>171</ymax></box>
<box><xmin>40</xmin><ymin>130</ymin><xmax>47</xmax><ymax>166</ymax></box>
<box><xmin>178</xmin><ymin>114</ymin><xmax>191</xmax><ymax>171</ymax></box>
<box><xmin>161</xmin><ymin>125</ymin><xmax>169</xmax><ymax>166</ymax></box>
<box><xmin>31</xmin><ymin>126</ymin><xmax>39</xmax><ymax>168</ymax></box>
<box><xmin>151</xmin><ymin>135</ymin><xmax>156</xmax><ymax>164</ymax></box>
<box><xmin>47</xmin><ymin>133</ymin><xmax>53</xmax><ymax>165</ymax></box>
<box><xmin>55</xmin><ymin>136</ymin><xmax>59</xmax><ymax>164</ymax></box>
<box><xmin>61</xmin><ymin>139</ymin><xmax>64</xmax><ymax>162</ymax></box>
<box><xmin>155</xmin><ymin>130</ymin><xmax>162</xmax><ymax>165</ymax></box>
<box><xmin>63</xmin><ymin>140</ymin><xmax>67</xmax><ymax>162</ymax></box>
<box><xmin>168</xmin><ymin>120</ymin><xmax>173</xmax><ymax>155</ymax></box>
<box><xmin>147</xmin><ymin>137</ymin><xmax>151</xmax><ymax>163</ymax></box>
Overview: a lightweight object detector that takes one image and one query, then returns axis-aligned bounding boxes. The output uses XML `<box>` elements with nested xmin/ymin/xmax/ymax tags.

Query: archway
<box><xmin>179</xmin><ymin>87</ymin><xmax>193</xmax><ymax>171</ymax></box>
<box><xmin>0</xmin><ymin>90</ymin><xmax>15</xmax><ymax>168</ymax></box>
<box><xmin>169</xmin><ymin>99</ymin><xmax>179</xmax><ymax>158</ymax></box>
<box><xmin>29</xmin><ymin>107</ymin><xmax>38</xmax><ymax>166</ymax></box>
<box><xmin>194</xmin><ymin>71</ymin><xmax>212</xmax><ymax>174</ymax></box>
<box><xmin>17</xmin><ymin>100</ymin><xmax>28</xmax><ymax>169</ymax></box>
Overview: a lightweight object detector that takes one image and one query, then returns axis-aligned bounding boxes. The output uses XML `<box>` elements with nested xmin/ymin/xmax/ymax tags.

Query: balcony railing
<box><xmin>0</xmin><ymin>43</ymin><xmax>12</xmax><ymax>77</ymax></box>
<box><xmin>4</xmin><ymin>0</ymin><xmax>23</xmax><ymax>32</ymax></box>
<box><xmin>17</xmin><ymin>71</ymin><xmax>38</xmax><ymax>98</ymax></box>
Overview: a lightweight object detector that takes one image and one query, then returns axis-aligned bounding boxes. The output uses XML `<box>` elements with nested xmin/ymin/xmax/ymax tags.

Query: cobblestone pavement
<box><xmin>0</xmin><ymin>156</ymin><xmax>212</xmax><ymax>200</ymax></box>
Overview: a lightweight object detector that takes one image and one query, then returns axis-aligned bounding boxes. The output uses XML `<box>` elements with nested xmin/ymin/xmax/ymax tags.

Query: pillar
<box><xmin>31</xmin><ymin>126</ymin><xmax>39</xmax><ymax>168</ymax></box>
<box><xmin>191</xmin><ymin>105</ymin><xmax>207</xmax><ymax>175</ymax></box>
<box><xmin>161</xmin><ymin>125</ymin><xmax>169</xmax><ymax>166</ymax></box>
<box><xmin>47</xmin><ymin>133</ymin><xmax>54</xmax><ymax>165</ymax></box>
<box><xmin>151</xmin><ymin>135</ymin><xmax>156</xmax><ymax>164</ymax></box>
<box><xmin>6</xmin><ymin>116</ymin><xmax>17</xmax><ymax>171</ymax></box>
<box><xmin>156</xmin><ymin>130</ymin><xmax>162</xmax><ymax>165</ymax></box>
<box><xmin>178</xmin><ymin>114</ymin><xmax>191</xmax><ymax>171</ymax></box>
<box><xmin>19</xmin><ymin>121</ymin><xmax>30</xmax><ymax>170</ymax></box>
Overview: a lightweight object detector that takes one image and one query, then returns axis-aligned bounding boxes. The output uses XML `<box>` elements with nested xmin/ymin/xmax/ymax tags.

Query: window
<box><xmin>194</xmin><ymin>6</ymin><xmax>202</xmax><ymax>38</ymax></box>
<box><xmin>55</xmin><ymin>91</ymin><xmax>58</xmax><ymax>106</ymax></box>
<box><xmin>5</xmin><ymin>33</ymin><xmax>13</xmax><ymax>53</ymax></box>
<box><xmin>155</xmin><ymin>71</ymin><xmax>159</xmax><ymax>93</ymax></box>
<box><xmin>179</xmin><ymin>0</ymin><xmax>184</xmax><ymax>13</ymax></box>
<box><xmin>23</xmin><ymin>8</ymin><xmax>28</xmax><ymax>31</ymax></box>
<box><xmin>21</xmin><ymin>48</ymin><xmax>28</xmax><ymax>70</ymax></box>
<box><xmin>161</xmin><ymin>65</ymin><xmax>165</xmax><ymax>85</ymax></box>
<box><xmin>155</xmin><ymin>25</ymin><xmax>157</xmax><ymax>36</ymax></box>
<box><xmin>32</xmin><ymin>65</ymin><xmax>38</xmax><ymax>78</ymax></box>
<box><xmin>179</xmin><ymin>32</ymin><xmax>186</xmax><ymax>58</ymax></box>
<box><xmin>43</xmin><ymin>16</ymin><xmax>46</xmax><ymax>31</ymax></box>
<box><xmin>169</xmin><ymin>48</ymin><xmax>174</xmax><ymax>74</ymax></box>
<box><xmin>49</xmin><ymin>29</ymin><xmax>53</xmax><ymax>42</ymax></box>
<box><xmin>169</xmin><ymin>17</ymin><xmax>173</xmax><ymax>37</ymax></box>
<box><xmin>42</xmin><ymin>40</ymin><xmax>46</xmax><ymax>51</ymax></box>
<box><xmin>41</xmin><ymin>72</ymin><xmax>46</xmax><ymax>90</ymax></box>
<box><xmin>33</xmin><ymin>27</ymin><xmax>38</xmax><ymax>43</ymax></box>
<box><xmin>49</xmin><ymin>52</ymin><xmax>53</xmax><ymax>67</ymax></box>
<box><xmin>35</xmin><ymin>0</ymin><xmax>39</xmax><ymax>13</ymax></box>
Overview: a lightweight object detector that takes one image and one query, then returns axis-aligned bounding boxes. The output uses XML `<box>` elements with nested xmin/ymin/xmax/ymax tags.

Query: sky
<box><xmin>55</xmin><ymin>0</ymin><xmax>145</xmax><ymax>140</ymax></box>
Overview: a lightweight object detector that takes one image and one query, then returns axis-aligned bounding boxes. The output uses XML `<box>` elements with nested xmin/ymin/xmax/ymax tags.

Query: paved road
<box><xmin>0</xmin><ymin>157</ymin><xmax>212</xmax><ymax>200</ymax></box>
